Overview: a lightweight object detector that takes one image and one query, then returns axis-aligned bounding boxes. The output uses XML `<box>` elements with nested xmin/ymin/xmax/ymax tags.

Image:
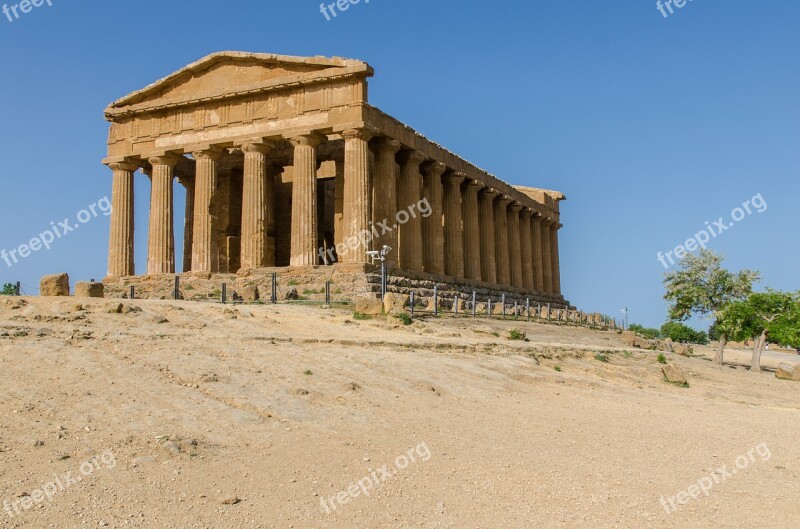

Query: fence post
<box><xmin>129</xmin><ymin>285</ymin><xmax>135</xmax><ymax>300</ymax></box>
<box><xmin>221</xmin><ymin>283</ymin><xmax>227</xmax><ymax>304</ymax></box>
<box><xmin>514</xmin><ymin>300</ymin><xmax>518</xmax><ymax>319</ymax></box>
<box><xmin>174</xmin><ymin>276</ymin><xmax>180</xmax><ymax>300</ymax></box>
<box><xmin>409</xmin><ymin>291</ymin><xmax>415</xmax><ymax>317</ymax></box>
<box><xmin>271</xmin><ymin>272</ymin><xmax>277</xmax><ymax>304</ymax></box>
<box><xmin>14</xmin><ymin>281</ymin><xmax>21</xmax><ymax>296</ymax></box>
<box><xmin>325</xmin><ymin>281</ymin><xmax>331</xmax><ymax>304</ymax></box>
<box><xmin>547</xmin><ymin>303</ymin><xmax>551</xmax><ymax>322</ymax></box>
<box><xmin>433</xmin><ymin>286</ymin><xmax>438</xmax><ymax>317</ymax></box>
<box><xmin>501</xmin><ymin>294</ymin><xmax>506</xmax><ymax>318</ymax></box>
<box><xmin>472</xmin><ymin>291</ymin><xmax>477</xmax><ymax>317</ymax></box>
<box><xmin>487</xmin><ymin>298</ymin><xmax>492</xmax><ymax>318</ymax></box>
<box><xmin>526</xmin><ymin>298</ymin><xmax>530</xmax><ymax>321</ymax></box>
<box><xmin>454</xmin><ymin>295</ymin><xmax>458</xmax><ymax>316</ymax></box>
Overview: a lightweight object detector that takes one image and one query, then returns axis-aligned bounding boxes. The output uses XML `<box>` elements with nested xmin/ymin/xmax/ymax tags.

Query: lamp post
<box><xmin>620</xmin><ymin>306</ymin><xmax>629</xmax><ymax>331</ymax></box>
<box><xmin>367</xmin><ymin>246</ymin><xmax>392</xmax><ymax>301</ymax></box>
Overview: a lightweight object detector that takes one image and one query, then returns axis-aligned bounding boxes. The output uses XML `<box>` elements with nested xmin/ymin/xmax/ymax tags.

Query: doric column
<box><xmin>372</xmin><ymin>138</ymin><xmax>401</xmax><ymax>268</ymax></box>
<box><xmin>191</xmin><ymin>147</ymin><xmax>223</xmax><ymax>273</ymax></box>
<box><xmin>421</xmin><ymin>161</ymin><xmax>447</xmax><ymax>275</ymax></box>
<box><xmin>508</xmin><ymin>203</ymin><xmax>524</xmax><ymax>289</ymax></box>
<box><xmin>107</xmin><ymin>161</ymin><xmax>138</xmax><ymax>278</ymax></box>
<box><xmin>531</xmin><ymin>214</ymin><xmax>545</xmax><ymax>292</ymax></box>
<box><xmin>540</xmin><ymin>218</ymin><xmax>553</xmax><ymax>293</ymax></box>
<box><xmin>334</xmin><ymin>159</ymin><xmax>344</xmax><ymax>248</ymax></box>
<box><xmin>478</xmin><ymin>189</ymin><xmax>498</xmax><ymax>284</ymax></box>
<box><xmin>240</xmin><ymin>142</ymin><xmax>274</xmax><ymax>269</ymax></box>
<box><xmin>289</xmin><ymin>133</ymin><xmax>324</xmax><ymax>266</ymax></box>
<box><xmin>397</xmin><ymin>150</ymin><xmax>425</xmax><ymax>271</ymax></box>
<box><xmin>341</xmin><ymin>128</ymin><xmax>374</xmax><ymax>264</ymax></box>
<box><xmin>147</xmin><ymin>155</ymin><xmax>181</xmax><ymax>274</ymax></box>
<box><xmin>551</xmin><ymin>223</ymin><xmax>562</xmax><ymax>295</ymax></box>
<box><xmin>493</xmin><ymin>196</ymin><xmax>511</xmax><ymax>286</ymax></box>
<box><xmin>462</xmin><ymin>180</ymin><xmax>482</xmax><ymax>281</ymax></box>
<box><xmin>177</xmin><ymin>176</ymin><xmax>194</xmax><ymax>273</ymax></box>
<box><xmin>520</xmin><ymin>208</ymin><xmax>534</xmax><ymax>291</ymax></box>
<box><xmin>443</xmin><ymin>172</ymin><xmax>466</xmax><ymax>278</ymax></box>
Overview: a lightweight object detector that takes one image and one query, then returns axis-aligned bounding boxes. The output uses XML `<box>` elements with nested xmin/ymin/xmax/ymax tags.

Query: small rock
<box><xmin>221</xmin><ymin>496</ymin><xmax>241</xmax><ymax>505</ymax></box>
<box><xmin>662</xmin><ymin>363</ymin><xmax>688</xmax><ymax>386</ymax></box>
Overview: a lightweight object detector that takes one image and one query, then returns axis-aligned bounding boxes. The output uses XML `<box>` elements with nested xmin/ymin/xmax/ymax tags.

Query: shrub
<box><xmin>629</xmin><ymin>324</ymin><xmax>661</xmax><ymax>340</ymax></box>
<box><xmin>353</xmin><ymin>312</ymin><xmax>372</xmax><ymax>321</ymax></box>
<box><xmin>657</xmin><ymin>353</ymin><xmax>667</xmax><ymax>364</ymax></box>
<box><xmin>1</xmin><ymin>283</ymin><xmax>16</xmax><ymax>296</ymax></box>
<box><xmin>395</xmin><ymin>313</ymin><xmax>412</xmax><ymax>326</ymax></box>
<box><xmin>508</xmin><ymin>329</ymin><xmax>526</xmax><ymax>341</ymax></box>
<box><xmin>594</xmin><ymin>353</ymin><xmax>609</xmax><ymax>363</ymax></box>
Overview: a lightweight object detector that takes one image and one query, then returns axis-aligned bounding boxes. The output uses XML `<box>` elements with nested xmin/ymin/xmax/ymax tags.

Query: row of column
<box><xmin>106</xmin><ymin>130</ymin><xmax>562</xmax><ymax>296</ymax></box>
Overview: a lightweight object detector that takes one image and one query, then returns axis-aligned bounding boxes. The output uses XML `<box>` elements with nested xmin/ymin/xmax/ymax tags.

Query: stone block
<box><xmin>40</xmin><ymin>273</ymin><xmax>70</xmax><ymax>297</ymax></box>
<box><xmin>383</xmin><ymin>292</ymin><xmax>409</xmax><ymax>314</ymax></box>
<box><xmin>776</xmin><ymin>363</ymin><xmax>800</xmax><ymax>381</ymax></box>
<box><xmin>75</xmin><ymin>282</ymin><xmax>104</xmax><ymax>298</ymax></box>
<box><xmin>662</xmin><ymin>363</ymin><xmax>688</xmax><ymax>385</ymax></box>
<box><xmin>355</xmin><ymin>296</ymin><xmax>383</xmax><ymax>315</ymax></box>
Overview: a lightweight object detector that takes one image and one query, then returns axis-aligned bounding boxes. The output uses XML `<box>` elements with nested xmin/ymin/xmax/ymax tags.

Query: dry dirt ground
<box><xmin>1</xmin><ymin>297</ymin><xmax>799</xmax><ymax>529</ymax></box>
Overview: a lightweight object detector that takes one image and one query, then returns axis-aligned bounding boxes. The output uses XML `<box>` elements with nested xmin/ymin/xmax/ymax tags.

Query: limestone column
<box><xmin>478</xmin><ymin>189</ymin><xmax>498</xmax><ymax>284</ymax></box>
<box><xmin>540</xmin><ymin>218</ymin><xmax>553</xmax><ymax>293</ymax></box>
<box><xmin>178</xmin><ymin>176</ymin><xmax>194</xmax><ymax>273</ymax></box>
<box><xmin>372</xmin><ymin>138</ymin><xmax>401</xmax><ymax>268</ymax></box>
<box><xmin>240</xmin><ymin>142</ymin><xmax>274</xmax><ymax>269</ymax></box>
<box><xmin>107</xmin><ymin>161</ymin><xmax>138</xmax><ymax>278</ymax></box>
<box><xmin>147</xmin><ymin>155</ymin><xmax>180</xmax><ymax>274</ymax></box>
<box><xmin>531</xmin><ymin>214</ymin><xmax>545</xmax><ymax>292</ymax></box>
<box><xmin>397</xmin><ymin>150</ymin><xmax>425</xmax><ymax>271</ymax></box>
<box><xmin>462</xmin><ymin>180</ymin><xmax>482</xmax><ymax>281</ymax></box>
<box><xmin>520</xmin><ymin>208</ymin><xmax>534</xmax><ymax>291</ymax></box>
<box><xmin>334</xmin><ymin>159</ymin><xmax>344</xmax><ymax>248</ymax></box>
<box><xmin>421</xmin><ymin>161</ymin><xmax>446</xmax><ymax>275</ymax></box>
<box><xmin>508</xmin><ymin>203</ymin><xmax>524</xmax><ymax>289</ymax></box>
<box><xmin>493</xmin><ymin>196</ymin><xmax>511</xmax><ymax>286</ymax></box>
<box><xmin>289</xmin><ymin>133</ymin><xmax>324</xmax><ymax>266</ymax></box>
<box><xmin>341</xmin><ymin>129</ymin><xmax>374</xmax><ymax>264</ymax></box>
<box><xmin>551</xmin><ymin>223</ymin><xmax>562</xmax><ymax>295</ymax></box>
<box><xmin>443</xmin><ymin>172</ymin><xmax>466</xmax><ymax>278</ymax></box>
<box><xmin>191</xmin><ymin>148</ymin><xmax>223</xmax><ymax>273</ymax></box>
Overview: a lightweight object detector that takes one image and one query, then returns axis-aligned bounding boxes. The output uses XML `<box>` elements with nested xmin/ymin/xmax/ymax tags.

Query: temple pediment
<box><xmin>105</xmin><ymin>51</ymin><xmax>372</xmax><ymax>119</ymax></box>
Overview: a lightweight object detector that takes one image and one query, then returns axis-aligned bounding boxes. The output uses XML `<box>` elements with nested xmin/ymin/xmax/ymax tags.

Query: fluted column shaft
<box><xmin>421</xmin><ymin>161</ymin><xmax>446</xmax><ymax>275</ymax></box>
<box><xmin>107</xmin><ymin>161</ymin><xmax>138</xmax><ymax>277</ymax></box>
<box><xmin>520</xmin><ymin>209</ymin><xmax>534</xmax><ymax>291</ymax></box>
<box><xmin>178</xmin><ymin>177</ymin><xmax>194</xmax><ymax>273</ymax></box>
<box><xmin>551</xmin><ymin>223</ymin><xmax>562</xmax><ymax>295</ymax></box>
<box><xmin>191</xmin><ymin>148</ymin><xmax>223</xmax><ymax>273</ymax></box>
<box><xmin>147</xmin><ymin>155</ymin><xmax>180</xmax><ymax>274</ymax></box>
<box><xmin>494</xmin><ymin>196</ymin><xmax>511</xmax><ymax>286</ymax></box>
<box><xmin>240</xmin><ymin>142</ymin><xmax>274</xmax><ymax>269</ymax></box>
<box><xmin>341</xmin><ymin>129</ymin><xmax>374</xmax><ymax>263</ymax></box>
<box><xmin>290</xmin><ymin>134</ymin><xmax>324</xmax><ymax>266</ymax></box>
<box><xmin>508</xmin><ymin>203</ymin><xmax>524</xmax><ymax>288</ymax></box>
<box><xmin>397</xmin><ymin>151</ymin><xmax>424</xmax><ymax>271</ymax></box>
<box><xmin>463</xmin><ymin>180</ymin><xmax>482</xmax><ymax>281</ymax></box>
<box><xmin>443</xmin><ymin>172</ymin><xmax>466</xmax><ymax>278</ymax></box>
<box><xmin>372</xmin><ymin>138</ymin><xmax>401</xmax><ymax>268</ymax></box>
<box><xmin>541</xmin><ymin>219</ymin><xmax>554</xmax><ymax>293</ymax></box>
<box><xmin>478</xmin><ymin>189</ymin><xmax>498</xmax><ymax>284</ymax></box>
<box><xmin>531</xmin><ymin>214</ymin><xmax>545</xmax><ymax>292</ymax></box>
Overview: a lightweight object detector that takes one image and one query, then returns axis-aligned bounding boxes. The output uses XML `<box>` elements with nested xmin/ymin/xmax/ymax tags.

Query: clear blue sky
<box><xmin>0</xmin><ymin>0</ymin><xmax>797</xmax><ymax>329</ymax></box>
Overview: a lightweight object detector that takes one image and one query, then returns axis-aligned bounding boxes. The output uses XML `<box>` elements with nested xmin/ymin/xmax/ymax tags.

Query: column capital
<box><xmin>288</xmin><ymin>132</ymin><xmax>326</xmax><ymax>148</ymax></box>
<box><xmin>107</xmin><ymin>161</ymin><xmax>139</xmax><ymax>172</ymax></box>
<box><xmin>445</xmin><ymin>171</ymin><xmax>466</xmax><ymax>186</ymax></box>
<box><xmin>480</xmin><ymin>188</ymin><xmax>500</xmax><ymax>199</ymax></box>
<box><xmin>465</xmin><ymin>179</ymin><xmax>483</xmax><ymax>193</ymax></box>
<box><xmin>520</xmin><ymin>207</ymin><xmax>534</xmax><ymax>220</ymax></box>
<box><xmin>551</xmin><ymin>222</ymin><xmax>563</xmax><ymax>231</ymax></box>
<box><xmin>148</xmin><ymin>154</ymin><xmax>182</xmax><ymax>168</ymax></box>
<box><xmin>495</xmin><ymin>195</ymin><xmax>512</xmax><ymax>207</ymax></box>
<box><xmin>192</xmin><ymin>147</ymin><xmax>224</xmax><ymax>161</ymax></box>
<box><xmin>509</xmin><ymin>202</ymin><xmax>523</xmax><ymax>213</ymax></box>
<box><xmin>241</xmin><ymin>141</ymin><xmax>275</xmax><ymax>155</ymax></box>
<box><xmin>420</xmin><ymin>161</ymin><xmax>447</xmax><ymax>178</ymax></box>
<box><xmin>341</xmin><ymin>128</ymin><xmax>375</xmax><ymax>142</ymax></box>
<box><xmin>397</xmin><ymin>149</ymin><xmax>425</xmax><ymax>166</ymax></box>
<box><xmin>373</xmin><ymin>136</ymin><xmax>402</xmax><ymax>154</ymax></box>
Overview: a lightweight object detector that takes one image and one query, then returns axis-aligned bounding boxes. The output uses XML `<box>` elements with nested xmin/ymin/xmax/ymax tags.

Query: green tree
<box><xmin>660</xmin><ymin>321</ymin><xmax>709</xmax><ymax>345</ymax></box>
<box><xmin>1</xmin><ymin>283</ymin><xmax>16</xmax><ymax>296</ymax></box>
<box><xmin>721</xmin><ymin>290</ymin><xmax>800</xmax><ymax>371</ymax></box>
<box><xmin>629</xmin><ymin>324</ymin><xmax>661</xmax><ymax>339</ymax></box>
<box><xmin>663</xmin><ymin>249</ymin><xmax>759</xmax><ymax>365</ymax></box>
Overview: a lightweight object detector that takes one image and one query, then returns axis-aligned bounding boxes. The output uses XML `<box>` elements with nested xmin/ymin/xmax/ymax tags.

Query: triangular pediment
<box><xmin>106</xmin><ymin>51</ymin><xmax>372</xmax><ymax>118</ymax></box>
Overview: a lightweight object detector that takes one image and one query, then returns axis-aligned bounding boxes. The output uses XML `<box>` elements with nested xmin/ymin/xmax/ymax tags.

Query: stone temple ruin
<box><xmin>102</xmin><ymin>51</ymin><xmax>570</xmax><ymax>307</ymax></box>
